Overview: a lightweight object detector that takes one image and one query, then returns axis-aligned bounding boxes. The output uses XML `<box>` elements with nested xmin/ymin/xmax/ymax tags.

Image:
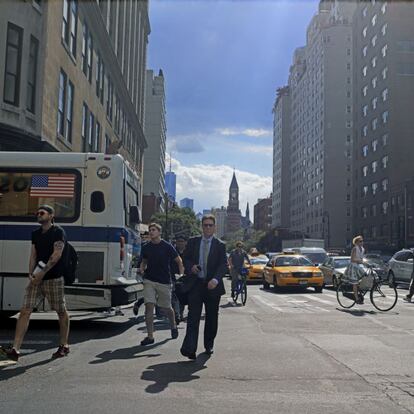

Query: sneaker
<box><xmin>140</xmin><ymin>337</ymin><xmax>155</xmax><ymax>346</ymax></box>
<box><xmin>403</xmin><ymin>295</ymin><xmax>412</xmax><ymax>303</ymax></box>
<box><xmin>52</xmin><ymin>345</ymin><xmax>70</xmax><ymax>359</ymax></box>
<box><xmin>171</xmin><ymin>328</ymin><xmax>179</xmax><ymax>339</ymax></box>
<box><xmin>0</xmin><ymin>346</ymin><xmax>19</xmax><ymax>362</ymax></box>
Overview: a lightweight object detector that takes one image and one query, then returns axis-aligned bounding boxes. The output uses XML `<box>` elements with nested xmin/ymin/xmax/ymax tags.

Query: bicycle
<box><xmin>231</xmin><ymin>267</ymin><xmax>248</xmax><ymax>306</ymax></box>
<box><xmin>336</xmin><ymin>264</ymin><xmax>398</xmax><ymax>311</ymax></box>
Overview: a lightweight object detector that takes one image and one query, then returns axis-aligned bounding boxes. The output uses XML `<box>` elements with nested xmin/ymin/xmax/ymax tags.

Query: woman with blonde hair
<box><xmin>345</xmin><ymin>235</ymin><xmax>366</xmax><ymax>303</ymax></box>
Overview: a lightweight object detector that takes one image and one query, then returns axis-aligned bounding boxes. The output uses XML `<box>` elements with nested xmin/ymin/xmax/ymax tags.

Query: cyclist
<box><xmin>228</xmin><ymin>241</ymin><xmax>251</xmax><ymax>296</ymax></box>
<box><xmin>345</xmin><ymin>235</ymin><xmax>366</xmax><ymax>304</ymax></box>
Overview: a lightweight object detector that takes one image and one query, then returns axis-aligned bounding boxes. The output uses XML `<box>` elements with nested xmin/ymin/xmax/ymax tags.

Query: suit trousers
<box><xmin>181</xmin><ymin>279</ymin><xmax>221</xmax><ymax>354</ymax></box>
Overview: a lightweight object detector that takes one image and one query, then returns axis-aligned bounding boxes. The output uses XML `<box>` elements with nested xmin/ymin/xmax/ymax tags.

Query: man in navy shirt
<box><xmin>139</xmin><ymin>223</ymin><xmax>184</xmax><ymax>346</ymax></box>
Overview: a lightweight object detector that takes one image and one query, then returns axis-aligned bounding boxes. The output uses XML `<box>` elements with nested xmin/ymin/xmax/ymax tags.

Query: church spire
<box><xmin>230</xmin><ymin>171</ymin><xmax>238</xmax><ymax>189</ymax></box>
<box><xmin>246</xmin><ymin>202</ymin><xmax>250</xmax><ymax>221</ymax></box>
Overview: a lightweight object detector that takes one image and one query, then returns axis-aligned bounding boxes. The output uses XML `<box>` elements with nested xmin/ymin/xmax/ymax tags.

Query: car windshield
<box><xmin>303</xmin><ymin>253</ymin><xmax>328</xmax><ymax>264</ymax></box>
<box><xmin>334</xmin><ymin>258</ymin><xmax>350</xmax><ymax>268</ymax></box>
<box><xmin>274</xmin><ymin>256</ymin><xmax>314</xmax><ymax>267</ymax></box>
<box><xmin>250</xmin><ymin>257</ymin><xmax>268</xmax><ymax>265</ymax></box>
<box><xmin>364</xmin><ymin>257</ymin><xmax>385</xmax><ymax>266</ymax></box>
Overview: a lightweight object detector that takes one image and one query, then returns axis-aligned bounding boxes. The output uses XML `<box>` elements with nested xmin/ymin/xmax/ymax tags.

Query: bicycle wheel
<box><xmin>233</xmin><ymin>281</ymin><xmax>240</xmax><ymax>304</ymax></box>
<box><xmin>240</xmin><ymin>281</ymin><xmax>247</xmax><ymax>306</ymax></box>
<box><xmin>336</xmin><ymin>282</ymin><xmax>356</xmax><ymax>309</ymax></box>
<box><xmin>370</xmin><ymin>282</ymin><xmax>398</xmax><ymax>311</ymax></box>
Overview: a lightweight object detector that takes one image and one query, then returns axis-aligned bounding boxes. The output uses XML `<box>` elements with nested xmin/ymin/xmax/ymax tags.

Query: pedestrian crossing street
<box><xmin>242</xmin><ymin>287</ymin><xmax>414</xmax><ymax>314</ymax></box>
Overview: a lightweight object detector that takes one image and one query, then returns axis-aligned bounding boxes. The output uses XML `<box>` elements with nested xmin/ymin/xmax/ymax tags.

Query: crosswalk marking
<box><xmin>251</xmin><ymin>294</ymin><xmax>329</xmax><ymax>313</ymax></box>
<box><xmin>302</xmin><ymin>294</ymin><xmax>337</xmax><ymax>306</ymax></box>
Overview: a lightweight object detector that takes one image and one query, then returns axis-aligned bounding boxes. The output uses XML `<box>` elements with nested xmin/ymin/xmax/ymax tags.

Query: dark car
<box><xmin>363</xmin><ymin>256</ymin><xmax>389</xmax><ymax>282</ymax></box>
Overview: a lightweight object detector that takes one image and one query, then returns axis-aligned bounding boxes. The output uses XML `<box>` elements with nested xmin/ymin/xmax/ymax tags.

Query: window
<box><xmin>363</xmin><ymin>145</ymin><xmax>368</xmax><ymax>157</ymax></box>
<box><xmin>362</xmin><ymin>207</ymin><xmax>368</xmax><ymax>218</ymax></box>
<box><xmin>362</xmin><ymin>66</ymin><xmax>368</xmax><ymax>77</ymax></box>
<box><xmin>26</xmin><ymin>35</ymin><xmax>39</xmax><ymax>113</ymax></box>
<box><xmin>382</xmin><ymin>133</ymin><xmax>388</xmax><ymax>146</ymax></box>
<box><xmin>91</xmin><ymin>191</ymin><xmax>105</xmax><ymax>213</ymax></box>
<box><xmin>371</xmin><ymin>204</ymin><xmax>377</xmax><ymax>217</ymax></box>
<box><xmin>81</xmin><ymin>103</ymin><xmax>88</xmax><ymax>151</ymax></box>
<box><xmin>382</xmin><ymin>67</ymin><xmax>388</xmax><ymax>79</ymax></box>
<box><xmin>372</xmin><ymin>160</ymin><xmax>378</xmax><ymax>173</ymax></box>
<box><xmin>0</xmin><ymin>170</ymin><xmax>79</xmax><ymax>221</ymax></box>
<box><xmin>362</xmin><ymin>105</ymin><xmax>368</xmax><ymax>117</ymax></box>
<box><xmin>88</xmin><ymin>111</ymin><xmax>94</xmax><ymax>151</ymax></box>
<box><xmin>362</xmin><ymin>6</ymin><xmax>368</xmax><ymax>17</ymax></box>
<box><xmin>372</xmin><ymin>56</ymin><xmax>377</xmax><ymax>68</ymax></box>
<box><xmin>57</xmin><ymin>70</ymin><xmax>67</xmax><ymax>137</ymax></box>
<box><xmin>371</xmin><ymin>15</ymin><xmax>377</xmax><ymax>27</ymax></box>
<box><xmin>4</xmin><ymin>23</ymin><xmax>23</xmax><ymax>106</ymax></box>
<box><xmin>105</xmin><ymin>134</ymin><xmax>111</xmax><ymax>153</ymax></box>
<box><xmin>362</xmin><ymin>85</ymin><xmax>368</xmax><ymax>96</ymax></box>
<box><xmin>363</xmin><ymin>186</ymin><xmax>368</xmax><ymax>196</ymax></box>
<box><xmin>363</xmin><ymin>27</ymin><xmax>368</xmax><ymax>38</ymax></box>
<box><xmin>381</xmin><ymin>23</ymin><xmax>388</xmax><ymax>36</ymax></box>
<box><xmin>66</xmin><ymin>81</ymin><xmax>74</xmax><ymax>143</ymax></box>
<box><xmin>382</xmin><ymin>201</ymin><xmax>388</xmax><ymax>215</ymax></box>
<box><xmin>371</xmin><ymin>34</ymin><xmax>377</xmax><ymax>47</ymax></box>
<box><xmin>106</xmin><ymin>75</ymin><xmax>113</xmax><ymax>121</ymax></box>
<box><xmin>382</xmin><ymin>111</ymin><xmax>389</xmax><ymax>123</ymax></box>
<box><xmin>372</xmin><ymin>182</ymin><xmax>378</xmax><ymax>195</ymax></box>
<box><xmin>372</xmin><ymin>97</ymin><xmax>378</xmax><ymax>109</ymax></box>
<box><xmin>62</xmin><ymin>0</ymin><xmax>77</xmax><ymax>56</ymax></box>
<box><xmin>363</xmin><ymin>125</ymin><xmax>368</xmax><ymax>137</ymax></box>
<box><xmin>382</xmin><ymin>179</ymin><xmax>388</xmax><ymax>191</ymax></box>
<box><xmin>363</xmin><ymin>46</ymin><xmax>368</xmax><ymax>57</ymax></box>
<box><xmin>381</xmin><ymin>44</ymin><xmax>388</xmax><ymax>58</ymax></box>
<box><xmin>372</xmin><ymin>139</ymin><xmax>378</xmax><ymax>152</ymax></box>
<box><xmin>94</xmin><ymin>121</ymin><xmax>101</xmax><ymax>152</ymax></box>
<box><xmin>363</xmin><ymin>166</ymin><xmax>368</xmax><ymax>177</ymax></box>
<box><xmin>372</xmin><ymin>118</ymin><xmax>378</xmax><ymax>130</ymax></box>
<box><xmin>382</xmin><ymin>88</ymin><xmax>388</xmax><ymax>101</ymax></box>
<box><xmin>382</xmin><ymin>155</ymin><xmax>389</xmax><ymax>169</ymax></box>
<box><xmin>96</xmin><ymin>53</ymin><xmax>104</xmax><ymax>103</ymax></box>
<box><xmin>371</xmin><ymin>76</ymin><xmax>377</xmax><ymax>88</ymax></box>
<box><xmin>381</xmin><ymin>2</ymin><xmax>387</xmax><ymax>14</ymax></box>
<box><xmin>82</xmin><ymin>22</ymin><xmax>93</xmax><ymax>82</ymax></box>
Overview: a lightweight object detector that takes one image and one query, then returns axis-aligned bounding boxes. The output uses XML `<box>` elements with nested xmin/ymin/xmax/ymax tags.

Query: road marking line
<box><xmin>302</xmin><ymin>294</ymin><xmax>336</xmax><ymax>306</ymax></box>
<box><xmin>251</xmin><ymin>295</ymin><xmax>285</xmax><ymax>312</ymax></box>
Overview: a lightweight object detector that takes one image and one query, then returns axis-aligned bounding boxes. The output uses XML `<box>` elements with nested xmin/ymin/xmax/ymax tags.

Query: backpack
<box><xmin>62</xmin><ymin>242</ymin><xmax>78</xmax><ymax>285</ymax></box>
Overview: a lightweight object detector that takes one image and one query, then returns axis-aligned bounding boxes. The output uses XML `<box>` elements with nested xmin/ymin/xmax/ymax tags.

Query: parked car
<box><xmin>245</xmin><ymin>255</ymin><xmax>269</xmax><ymax>282</ymax></box>
<box><xmin>319</xmin><ymin>256</ymin><xmax>351</xmax><ymax>288</ymax></box>
<box><xmin>263</xmin><ymin>254</ymin><xmax>324</xmax><ymax>292</ymax></box>
<box><xmin>388</xmin><ymin>249</ymin><xmax>413</xmax><ymax>286</ymax></box>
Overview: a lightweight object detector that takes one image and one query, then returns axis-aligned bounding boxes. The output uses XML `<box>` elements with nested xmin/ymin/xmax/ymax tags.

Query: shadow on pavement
<box><xmin>0</xmin><ymin>357</ymin><xmax>54</xmax><ymax>380</ymax></box>
<box><xmin>220</xmin><ymin>302</ymin><xmax>242</xmax><ymax>308</ymax></box>
<box><xmin>89</xmin><ymin>338</ymin><xmax>171</xmax><ymax>364</ymax></box>
<box><xmin>141</xmin><ymin>353</ymin><xmax>210</xmax><ymax>393</ymax></box>
<box><xmin>336</xmin><ymin>308</ymin><xmax>377</xmax><ymax>316</ymax></box>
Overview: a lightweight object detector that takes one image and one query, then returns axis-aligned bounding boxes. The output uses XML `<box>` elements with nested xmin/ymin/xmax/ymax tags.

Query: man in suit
<box><xmin>180</xmin><ymin>214</ymin><xmax>228</xmax><ymax>360</ymax></box>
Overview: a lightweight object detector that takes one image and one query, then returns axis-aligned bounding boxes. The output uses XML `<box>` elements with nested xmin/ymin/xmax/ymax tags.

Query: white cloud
<box><xmin>172</xmin><ymin>158</ymin><xmax>272</xmax><ymax>214</ymax></box>
<box><xmin>168</xmin><ymin>134</ymin><xmax>205</xmax><ymax>153</ymax></box>
<box><xmin>216</xmin><ymin>127</ymin><xmax>272</xmax><ymax>138</ymax></box>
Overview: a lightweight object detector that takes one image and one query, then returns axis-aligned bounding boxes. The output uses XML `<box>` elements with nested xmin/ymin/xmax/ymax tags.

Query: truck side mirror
<box><xmin>129</xmin><ymin>206</ymin><xmax>140</xmax><ymax>225</ymax></box>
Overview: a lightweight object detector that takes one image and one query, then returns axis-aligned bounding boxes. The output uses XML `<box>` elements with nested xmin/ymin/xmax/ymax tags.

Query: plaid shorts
<box><xmin>22</xmin><ymin>277</ymin><xmax>66</xmax><ymax>313</ymax></box>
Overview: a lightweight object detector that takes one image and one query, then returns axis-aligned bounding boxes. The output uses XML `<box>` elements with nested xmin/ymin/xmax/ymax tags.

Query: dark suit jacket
<box><xmin>183</xmin><ymin>236</ymin><xmax>228</xmax><ymax>296</ymax></box>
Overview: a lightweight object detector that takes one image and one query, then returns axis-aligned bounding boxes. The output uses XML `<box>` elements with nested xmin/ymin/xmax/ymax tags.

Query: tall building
<box><xmin>180</xmin><ymin>197</ymin><xmax>194</xmax><ymax>210</ymax></box>
<box><xmin>0</xmin><ymin>0</ymin><xmax>149</xmax><ymax>181</ymax></box>
<box><xmin>254</xmin><ymin>197</ymin><xmax>272</xmax><ymax>232</ymax></box>
<box><xmin>212</xmin><ymin>206</ymin><xmax>227</xmax><ymax>239</ymax></box>
<box><xmin>287</xmin><ymin>1</ymin><xmax>356</xmax><ymax>248</ymax></box>
<box><xmin>226</xmin><ymin>172</ymin><xmax>241</xmax><ymax>234</ymax></box>
<box><xmin>241</xmin><ymin>202</ymin><xmax>251</xmax><ymax>229</ymax></box>
<box><xmin>143</xmin><ymin>69</ymin><xmax>166</xmax><ymax>216</ymax></box>
<box><xmin>165</xmin><ymin>170</ymin><xmax>176</xmax><ymax>201</ymax></box>
<box><xmin>353</xmin><ymin>1</ymin><xmax>414</xmax><ymax>250</ymax></box>
<box><xmin>272</xmin><ymin>86</ymin><xmax>291</xmax><ymax>229</ymax></box>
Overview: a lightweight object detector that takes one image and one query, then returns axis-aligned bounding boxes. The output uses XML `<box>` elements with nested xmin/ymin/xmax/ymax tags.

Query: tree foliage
<box><xmin>151</xmin><ymin>206</ymin><xmax>201</xmax><ymax>240</ymax></box>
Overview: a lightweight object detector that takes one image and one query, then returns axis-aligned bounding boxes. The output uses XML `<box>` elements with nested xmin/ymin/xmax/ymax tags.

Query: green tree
<box><xmin>151</xmin><ymin>206</ymin><xmax>201</xmax><ymax>241</ymax></box>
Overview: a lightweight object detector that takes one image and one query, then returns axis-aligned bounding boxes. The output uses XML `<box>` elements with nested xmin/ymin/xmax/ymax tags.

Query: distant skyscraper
<box><xmin>203</xmin><ymin>209</ymin><xmax>211</xmax><ymax>216</ymax></box>
<box><xmin>212</xmin><ymin>206</ymin><xmax>227</xmax><ymax>238</ymax></box>
<box><xmin>165</xmin><ymin>171</ymin><xmax>176</xmax><ymax>201</ymax></box>
<box><xmin>180</xmin><ymin>198</ymin><xmax>194</xmax><ymax>210</ymax></box>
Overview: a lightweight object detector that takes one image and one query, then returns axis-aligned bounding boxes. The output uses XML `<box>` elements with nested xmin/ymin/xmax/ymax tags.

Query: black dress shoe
<box><xmin>204</xmin><ymin>348</ymin><xmax>214</xmax><ymax>355</ymax></box>
<box><xmin>180</xmin><ymin>348</ymin><xmax>196</xmax><ymax>360</ymax></box>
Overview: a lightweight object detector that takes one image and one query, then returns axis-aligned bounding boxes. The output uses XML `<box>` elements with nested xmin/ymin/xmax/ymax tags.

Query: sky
<box><xmin>148</xmin><ymin>0</ymin><xmax>319</xmax><ymax>214</ymax></box>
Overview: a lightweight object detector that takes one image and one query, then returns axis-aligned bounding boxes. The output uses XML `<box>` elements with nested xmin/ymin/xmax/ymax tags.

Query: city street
<box><xmin>1</xmin><ymin>280</ymin><xmax>413</xmax><ymax>414</ymax></box>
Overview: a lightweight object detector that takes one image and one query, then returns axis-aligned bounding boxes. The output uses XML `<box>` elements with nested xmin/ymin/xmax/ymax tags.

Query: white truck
<box><xmin>282</xmin><ymin>239</ymin><xmax>327</xmax><ymax>266</ymax></box>
<box><xmin>282</xmin><ymin>238</ymin><xmax>325</xmax><ymax>249</ymax></box>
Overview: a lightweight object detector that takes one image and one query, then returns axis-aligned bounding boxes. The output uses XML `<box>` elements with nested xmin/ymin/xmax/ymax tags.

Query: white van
<box><xmin>284</xmin><ymin>247</ymin><xmax>328</xmax><ymax>266</ymax></box>
<box><xmin>0</xmin><ymin>152</ymin><xmax>143</xmax><ymax>317</ymax></box>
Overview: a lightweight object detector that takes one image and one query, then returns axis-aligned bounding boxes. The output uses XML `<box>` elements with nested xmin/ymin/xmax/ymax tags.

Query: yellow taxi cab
<box><xmin>245</xmin><ymin>255</ymin><xmax>269</xmax><ymax>282</ymax></box>
<box><xmin>262</xmin><ymin>253</ymin><xmax>324</xmax><ymax>292</ymax></box>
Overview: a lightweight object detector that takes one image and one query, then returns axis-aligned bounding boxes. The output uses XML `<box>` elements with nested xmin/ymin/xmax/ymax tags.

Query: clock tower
<box><xmin>226</xmin><ymin>171</ymin><xmax>241</xmax><ymax>234</ymax></box>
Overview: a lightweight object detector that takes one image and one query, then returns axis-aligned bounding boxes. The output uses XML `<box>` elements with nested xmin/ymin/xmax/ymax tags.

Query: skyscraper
<box><xmin>180</xmin><ymin>198</ymin><xmax>194</xmax><ymax>210</ymax></box>
<box><xmin>165</xmin><ymin>171</ymin><xmax>176</xmax><ymax>202</ymax></box>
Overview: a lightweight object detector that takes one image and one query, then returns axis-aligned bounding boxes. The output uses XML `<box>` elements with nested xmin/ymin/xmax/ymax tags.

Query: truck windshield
<box><xmin>304</xmin><ymin>253</ymin><xmax>328</xmax><ymax>265</ymax></box>
<box><xmin>0</xmin><ymin>170</ymin><xmax>80</xmax><ymax>222</ymax></box>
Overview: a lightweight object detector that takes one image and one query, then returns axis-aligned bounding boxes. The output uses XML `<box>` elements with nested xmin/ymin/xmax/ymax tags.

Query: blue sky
<box><xmin>148</xmin><ymin>0</ymin><xmax>319</xmax><ymax>212</ymax></box>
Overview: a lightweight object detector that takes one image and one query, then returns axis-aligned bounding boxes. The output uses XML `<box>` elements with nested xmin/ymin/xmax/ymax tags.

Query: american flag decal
<box><xmin>30</xmin><ymin>175</ymin><xmax>75</xmax><ymax>198</ymax></box>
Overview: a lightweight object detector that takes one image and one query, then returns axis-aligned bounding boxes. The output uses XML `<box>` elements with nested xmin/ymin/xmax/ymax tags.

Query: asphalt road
<box><xmin>1</xmin><ymin>281</ymin><xmax>413</xmax><ymax>414</ymax></box>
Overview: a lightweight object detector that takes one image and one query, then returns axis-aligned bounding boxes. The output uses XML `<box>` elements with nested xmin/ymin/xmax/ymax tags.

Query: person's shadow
<box><xmin>141</xmin><ymin>353</ymin><xmax>210</xmax><ymax>393</ymax></box>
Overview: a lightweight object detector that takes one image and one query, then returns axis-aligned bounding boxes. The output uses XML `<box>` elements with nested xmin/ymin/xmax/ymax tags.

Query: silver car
<box><xmin>388</xmin><ymin>249</ymin><xmax>413</xmax><ymax>286</ymax></box>
<box><xmin>319</xmin><ymin>256</ymin><xmax>351</xmax><ymax>288</ymax></box>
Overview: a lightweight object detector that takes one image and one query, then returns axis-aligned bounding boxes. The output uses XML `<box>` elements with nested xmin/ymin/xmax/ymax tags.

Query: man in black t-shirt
<box><xmin>0</xmin><ymin>205</ymin><xmax>70</xmax><ymax>363</ymax></box>
<box><xmin>139</xmin><ymin>223</ymin><xmax>184</xmax><ymax>346</ymax></box>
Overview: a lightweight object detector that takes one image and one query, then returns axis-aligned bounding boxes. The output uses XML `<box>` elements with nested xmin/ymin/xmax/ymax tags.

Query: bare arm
<box><xmin>174</xmin><ymin>255</ymin><xmax>185</xmax><ymax>275</ymax></box>
<box><xmin>140</xmin><ymin>258</ymin><xmax>147</xmax><ymax>274</ymax></box>
<box><xmin>29</xmin><ymin>245</ymin><xmax>37</xmax><ymax>275</ymax></box>
<box><xmin>43</xmin><ymin>240</ymin><xmax>65</xmax><ymax>274</ymax></box>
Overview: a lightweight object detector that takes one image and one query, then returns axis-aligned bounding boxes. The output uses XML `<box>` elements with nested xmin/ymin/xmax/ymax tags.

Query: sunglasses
<box><xmin>36</xmin><ymin>211</ymin><xmax>46</xmax><ymax>216</ymax></box>
<box><xmin>203</xmin><ymin>223</ymin><xmax>215</xmax><ymax>227</ymax></box>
